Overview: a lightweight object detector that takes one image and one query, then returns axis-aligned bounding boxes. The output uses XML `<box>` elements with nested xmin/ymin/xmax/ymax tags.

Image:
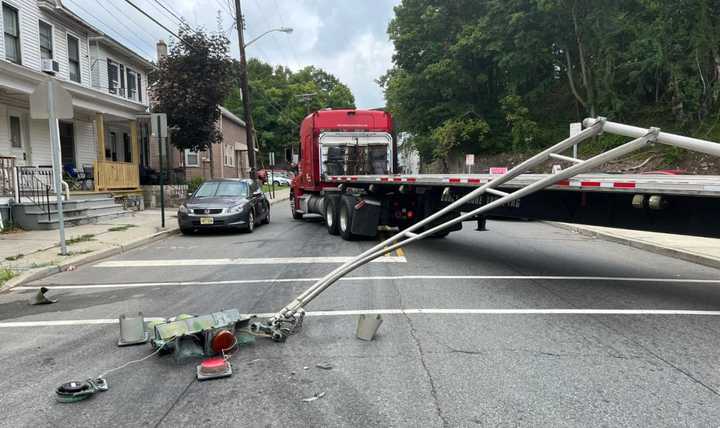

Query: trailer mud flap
<box><xmin>425</xmin><ymin>211</ymin><xmax>463</xmax><ymax>233</ymax></box>
<box><xmin>351</xmin><ymin>198</ymin><xmax>381</xmax><ymax>237</ymax></box>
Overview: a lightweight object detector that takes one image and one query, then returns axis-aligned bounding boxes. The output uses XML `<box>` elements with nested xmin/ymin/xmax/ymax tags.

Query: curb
<box><xmin>547</xmin><ymin>222</ymin><xmax>720</xmax><ymax>270</ymax></box>
<box><xmin>1</xmin><ymin>227</ymin><xmax>180</xmax><ymax>292</ymax></box>
<box><xmin>269</xmin><ymin>194</ymin><xmax>290</xmax><ymax>206</ymax></box>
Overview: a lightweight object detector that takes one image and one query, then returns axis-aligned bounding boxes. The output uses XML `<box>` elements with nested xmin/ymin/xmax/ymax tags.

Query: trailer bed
<box><xmin>326</xmin><ymin>173</ymin><xmax>720</xmax><ymax>197</ymax></box>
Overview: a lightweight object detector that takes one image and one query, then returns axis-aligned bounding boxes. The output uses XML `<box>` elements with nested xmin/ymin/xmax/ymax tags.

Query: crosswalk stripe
<box><xmin>93</xmin><ymin>255</ymin><xmax>407</xmax><ymax>268</ymax></box>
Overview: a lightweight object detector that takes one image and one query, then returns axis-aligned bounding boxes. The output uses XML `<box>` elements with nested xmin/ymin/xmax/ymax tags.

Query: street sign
<box><xmin>269</xmin><ymin>152</ymin><xmax>275</xmax><ymax>166</ymax></box>
<box><xmin>569</xmin><ymin>122</ymin><xmax>582</xmax><ymax>137</ymax></box>
<box><xmin>30</xmin><ymin>80</ymin><xmax>73</xmax><ymax>120</ymax></box>
<box><xmin>151</xmin><ymin>113</ymin><xmax>167</xmax><ymax>139</ymax></box>
<box><xmin>465</xmin><ymin>154</ymin><xmax>475</xmax><ymax>166</ymax></box>
<box><xmin>570</xmin><ymin>122</ymin><xmax>582</xmax><ymax>158</ymax></box>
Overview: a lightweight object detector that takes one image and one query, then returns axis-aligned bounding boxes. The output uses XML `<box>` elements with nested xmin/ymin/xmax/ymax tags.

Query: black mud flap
<box><xmin>351</xmin><ymin>198</ymin><xmax>381</xmax><ymax>237</ymax></box>
<box><xmin>425</xmin><ymin>211</ymin><xmax>463</xmax><ymax>233</ymax></box>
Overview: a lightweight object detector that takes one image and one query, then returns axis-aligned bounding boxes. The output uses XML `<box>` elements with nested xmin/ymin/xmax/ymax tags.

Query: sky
<box><xmin>64</xmin><ymin>0</ymin><xmax>401</xmax><ymax>108</ymax></box>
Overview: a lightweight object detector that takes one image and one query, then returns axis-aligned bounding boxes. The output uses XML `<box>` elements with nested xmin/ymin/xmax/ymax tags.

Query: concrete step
<box><xmin>21</xmin><ymin>199</ymin><xmax>117</xmax><ymax>214</ymax></box>
<box><xmin>35</xmin><ymin>210</ymin><xmax>130</xmax><ymax>230</ymax></box>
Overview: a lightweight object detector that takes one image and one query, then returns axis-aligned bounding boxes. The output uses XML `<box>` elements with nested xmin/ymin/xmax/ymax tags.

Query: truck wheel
<box><xmin>325</xmin><ymin>198</ymin><xmax>339</xmax><ymax>235</ymax></box>
<box><xmin>290</xmin><ymin>193</ymin><xmax>303</xmax><ymax>220</ymax></box>
<box><xmin>338</xmin><ymin>197</ymin><xmax>355</xmax><ymax>241</ymax></box>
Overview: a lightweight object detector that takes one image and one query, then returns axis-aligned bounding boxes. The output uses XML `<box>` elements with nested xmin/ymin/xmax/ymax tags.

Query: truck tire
<box><xmin>290</xmin><ymin>193</ymin><xmax>303</xmax><ymax>220</ymax></box>
<box><xmin>324</xmin><ymin>197</ymin><xmax>339</xmax><ymax>235</ymax></box>
<box><xmin>338</xmin><ymin>196</ymin><xmax>355</xmax><ymax>241</ymax></box>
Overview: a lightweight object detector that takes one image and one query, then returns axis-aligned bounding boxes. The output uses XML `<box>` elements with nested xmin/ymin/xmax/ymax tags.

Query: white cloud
<box><xmin>68</xmin><ymin>0</ymin><xmax>399</xmax><ymax>108</ymax></box>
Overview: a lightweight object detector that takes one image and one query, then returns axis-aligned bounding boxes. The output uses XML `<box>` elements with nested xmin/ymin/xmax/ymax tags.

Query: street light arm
<box><xmin>244</xmin><ymin>27</ymin><xmax>293</xmax><ymax>48</ymax></box>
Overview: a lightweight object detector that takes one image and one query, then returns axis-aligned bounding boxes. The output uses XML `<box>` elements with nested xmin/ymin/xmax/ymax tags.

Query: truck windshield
<box><xmin>194</xmin><ymin>181</ymin><xmax>249</xmax><ymax>198</ymax></box>
<box><xmin>320</xmin><ymin>132</ymin><xmax>393</xmax><ymax>176</ymax></box>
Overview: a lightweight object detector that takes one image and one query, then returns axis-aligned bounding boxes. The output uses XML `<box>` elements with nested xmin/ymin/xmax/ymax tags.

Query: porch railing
<box><xmin>16</xmin><ymin>166</ymin><xmax>54</xmax><ymax>220</ymax></box>
<box><xmin>94</xmin><ymin>161</ymin><xmax>140</xmax><ymax>191</ymax></box>
<box><xmin>0</xmin><ymin>156</ymin><xmax>15</xmax><ymax>197</ymax></box>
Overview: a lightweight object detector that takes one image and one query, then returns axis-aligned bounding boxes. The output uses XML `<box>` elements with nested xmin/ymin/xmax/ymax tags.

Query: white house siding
<box><xmin>38</xmin><ymin>11</ymin><xmax>91</xmax><ymax>87</ymax></box>
<box><xmin>74</xmin><ymin>115</ymin><xmax>96</xmax><ymax>167</ymax></box>
<box><xmin>0</xmin><ymin>0</ymin><xmax>42</xmax><ymax>71</ymax></box>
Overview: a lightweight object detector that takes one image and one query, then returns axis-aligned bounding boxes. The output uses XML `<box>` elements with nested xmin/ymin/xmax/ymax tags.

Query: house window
<box><xmin>107</xmin><ymin>132</ymin><xmax>117</xmax><ymax>161</ymax></box>
<box><xmin>126</xmin><ymin>68</ymin><xmax>137</xmax><ymax>100</ymax></box>
<box><xmin>224</xmin><ymin>145</ymin><xmax>234</xmax><ymax>167</ymax></box>
<box><xmin>39</xmin><ymin>21</ymin><xmax>53</xmax><ymax>60</ymax></box>
<box><xmin>9</xmin><ymin>115</ymin><xmax>21</xmax><ymax>148</ymax></box>
<box><xmin>3</xmin><ymin>3</ymin><xmax>21</xmax><ymax>64</ymax></box>
<box><xmin>123</xmin><ymin>133</ymin><xmax>131</xmax><ymax>162</ymax></box>
<box><xmin>119</xmin><ymin>64</ymin><xmax>125</xmax><ymax>97</ymax></box>
<box><xmin>107</xmin><ymin>59</ymin><xmax>119</xmax><ymax>94</ymax></box>
<box><xmin>67</xmin><ymin>34</ymin><xmax>80</xmax><ymax>83</ymax></box>
<box><xmin>185</xmin><ymin>149</ymin><xmax>199</xmax><ymax>167</ymax></box>
<box><xmin>137</xmin><ymin>74</ymin><xmax>142</xmax><ymax>102</ymax></box>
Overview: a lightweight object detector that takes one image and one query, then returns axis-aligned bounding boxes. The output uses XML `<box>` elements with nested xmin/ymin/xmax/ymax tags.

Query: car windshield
<box><xmin>194</xmin><ymin>181</ymin><xmax>249</xmax><ymax>198</ymax></box>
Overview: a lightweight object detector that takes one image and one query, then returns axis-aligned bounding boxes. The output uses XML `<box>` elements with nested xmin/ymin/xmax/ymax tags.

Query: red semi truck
<box><xmin>289</xmin><ymin>109</ymin><xmax>720</xmax><ymax>241</ymax></box>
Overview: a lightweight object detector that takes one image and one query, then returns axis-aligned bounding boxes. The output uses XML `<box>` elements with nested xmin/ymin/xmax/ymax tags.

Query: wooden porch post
<box><xmin>95</xmin><ymin>113</ymin><xmax>105</xmax><ymax>191</ymax></box>
<box><xmin>129</xmin><ymin>119</ymin><xmax>139</xmax><ymax>188</ymax></box>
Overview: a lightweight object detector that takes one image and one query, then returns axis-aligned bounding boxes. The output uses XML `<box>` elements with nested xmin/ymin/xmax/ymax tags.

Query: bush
<box><xmin>188</xmin><ymin>176</ymin><xmax>204</xmax><ymax>195</ymax></box>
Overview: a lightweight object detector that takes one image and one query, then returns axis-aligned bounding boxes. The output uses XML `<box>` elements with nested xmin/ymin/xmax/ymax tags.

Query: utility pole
<box><xmin>234</xmin><ymin>0</ymin><xmax>257</xmax><ymax>178</ymax></box>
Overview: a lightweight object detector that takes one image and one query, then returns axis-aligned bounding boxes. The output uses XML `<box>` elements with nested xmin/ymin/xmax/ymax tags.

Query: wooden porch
<box><xmin>92</xmin><ymin>113</ymin><xmax>141</xmax><ymax>191</ymax></box>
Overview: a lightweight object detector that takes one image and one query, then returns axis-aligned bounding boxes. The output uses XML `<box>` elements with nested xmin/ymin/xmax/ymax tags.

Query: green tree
<box><xmin>225</xmin><ymin>60</ymin><xmax>355</xmax><ymax>165</ymax></box>
<box><xmin>151</xmin><ymin>26</ymin><xmax>235</xmax><ymax>152</ymax></box>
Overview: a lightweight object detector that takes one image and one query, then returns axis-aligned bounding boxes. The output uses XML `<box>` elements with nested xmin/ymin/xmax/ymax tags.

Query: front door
<box><xmin>59</xmin><ymin>121</ymin><xmax>75</xmax><ymax>167</ymax></box>
<box><xmin>6</xmin><ymin>111</ymin><xmax>28</xmax><ymax>166</ymax></box>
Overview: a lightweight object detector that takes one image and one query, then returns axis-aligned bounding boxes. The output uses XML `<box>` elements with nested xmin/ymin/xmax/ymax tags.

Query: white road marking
<box><xmin>16</xmin><ymin>275</ymin><xmax>720</xmax><ymax>290</ymax></box>
<box><xmin>2</xmin><ymin>308</ymin><xmax>720</xmax><ymax>328</ymax></box>
<box><xmin>93</xmin><ymin>256</ymin><xmax>407</xmax><ymax>268</ymax></box>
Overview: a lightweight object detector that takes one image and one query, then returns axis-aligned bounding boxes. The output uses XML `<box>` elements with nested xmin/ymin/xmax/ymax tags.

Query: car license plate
<box><xmin>200</xmin><ymin>217</ymin><xmax>214</xmax><ymax>225</ymax></box>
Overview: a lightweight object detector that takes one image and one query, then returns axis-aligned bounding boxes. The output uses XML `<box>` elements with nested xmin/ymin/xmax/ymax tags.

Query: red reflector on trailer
<box><xmin>448</xmin><ymin>178</ymin><xmax>461</xmax><ymax>183</ymax></box>
<box><xmin>407</xmin><ymin>210</ymin><xmax>414</xmax><ymax>219</ymax></box>
<box><xmin>581</xmin><ymin>181</ymin><xmax>601</xmax><ymax>187</ymax></box>
<box><xmin>556</xmin><ymin>179</ymin><xmax>570</xmax><ymax>186</ymax></box>
<box><xmin>406</xmin><ymin>177</ymin><xmax>417</xmax><ymax>182</ymax></box>
<box><xmin>613</xmin><ymin>182</ymin><xmax>636</xmax><ymax>188</ymax></box>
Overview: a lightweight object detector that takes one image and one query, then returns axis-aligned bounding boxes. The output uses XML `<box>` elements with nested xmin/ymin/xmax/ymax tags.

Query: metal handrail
<box><xmin>16</xmin><ymin>166</ymin><xmax>55</xmax><ymax>219</ymax></box>
<box><xmin>255</xmin><ymin>118</ymin><xmax>720</xmax><ymax>341</ymax></box>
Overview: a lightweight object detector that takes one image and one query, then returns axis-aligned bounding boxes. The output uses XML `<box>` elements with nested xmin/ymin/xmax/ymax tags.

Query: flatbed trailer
<box><xmin>250</xmin><ymin>112</ymin><xmax>720</xmax><ymax>341</ymax></box>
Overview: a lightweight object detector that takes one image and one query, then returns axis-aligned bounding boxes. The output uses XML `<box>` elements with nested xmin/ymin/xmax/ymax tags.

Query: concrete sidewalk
<box><xmin>0</xmin><ymin>188</ymin><xmax>291</xmax><ymax>289</ymax></box>
<box><xmin>0</xmin><ymin>209</ymin><xmax>179</xmax><ymax>289</ymax></box>
<box><xmin>550</xmin><ymin>222</ymin><xmax>720</xmax><ymax>270</ymax></box>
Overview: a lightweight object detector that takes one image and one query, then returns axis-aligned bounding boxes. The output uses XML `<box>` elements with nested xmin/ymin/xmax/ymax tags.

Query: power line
<box><xmin>124</xmin><ymin>0</ymin><xmax>183</xmax><ymax>41</ymax></box>
<box><xmin>142</xmin><ymin>0</ymin><xmax>183</xmax><ymax>30</ymax></box>
<box><xmin>152</xmin><ymin>0</ymin><xmax>186</xmax><ymax>25</ymax></box>
<box><xmin>101</xmin><ymin>0</ymin><xmax>166</xmax><ymax>43</ymax></box>
<box><xmin>64</xmin><ymin>0</ymin><xmax>155</xmax><ymax>59</ymax></box>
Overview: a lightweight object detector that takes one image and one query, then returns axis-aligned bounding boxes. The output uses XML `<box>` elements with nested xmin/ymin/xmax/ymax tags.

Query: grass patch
<box><xmin>30</xmin><ymin>261</ymin><xmax>56</xmax><ymax>269</ymax></box>
<box><xmin>5</xmin><ymin>253</ymin><xmax>24</xmax><ymax>261</ymax></box>
<box><xmin>66</xmin><ymin>234</ymin><xmax>96</xmax><ymax>245</ymax></box>
<box><xmin>0</xmin><ymin>268</ymin><xmax>15</xmax><ymax>285</ymax></box>
<box><xmin>60</xmin><ymin>249</ymin><xmax>93</xmax><ymax>257</ymax></box>
<box><xmin>107</xmin><ymin>224</ymin><xmax>137</xmax><ymax>232</ymax></box>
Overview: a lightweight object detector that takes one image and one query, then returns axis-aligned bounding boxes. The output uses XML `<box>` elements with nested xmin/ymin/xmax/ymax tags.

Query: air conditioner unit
<box><xmin>41</xmin><ymin>59</ymin><xmax>60</xmax><ymax>75</ymax></box>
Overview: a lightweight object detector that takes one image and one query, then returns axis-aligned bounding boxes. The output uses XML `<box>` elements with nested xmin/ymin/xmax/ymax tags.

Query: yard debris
<box><xmin>315</xmin><ymin>362</ymin><xmax>333</xmax><ymax>370</ymax></box>
<box><xmin>64</xmin><ymin>265</ymin><xmax>76</xmax><ymax>272</ymax></box>
<box><xmin>303</xmin><ymin>366</ymin><xmax>309</xmax><ymax>370</ymax></box>
<box><xmin>29</xmin><ymin>287</ymin><xmax>57</xmax><ymax>305</ymax></box>
<box><xmin>301</xmin><ymin>392</ymin><xmax>326</xmax><ymax>402</ymax></box>
<box><xmin>356</xmin><ymin>314</ymin><xmax>383</xmax><ymax>341</ymax></box>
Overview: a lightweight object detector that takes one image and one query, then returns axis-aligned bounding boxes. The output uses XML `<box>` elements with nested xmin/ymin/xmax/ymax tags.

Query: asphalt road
<box><xmin>2</xmin><ymin>206</ymin><xmax>720</xmax><ymax>427</ymax></box>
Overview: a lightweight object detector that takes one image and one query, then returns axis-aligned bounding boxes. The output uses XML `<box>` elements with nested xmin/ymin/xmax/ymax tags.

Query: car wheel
<box><xmin>246</xmin><ymin>210</ymin><xmax>255</xmax><ymax>233</ymax></box>
<box><xmin>325</xmin><ymin>197</ymin><xmax>339</xmax><ymax>235</ymax></box>
<box><xmin>339</xmin><ymin>197</ymin><xmax>354</xmax><ymax>241</ymax></box>
<box><xmin>262</xmin><ymin>203</ymin><xmax>270</xmax><ymax>224</ymax></box>
<box><xmin>290</xmin><ymin>193</ymin><xmax>303</xmax><ymax>220</ymax></box>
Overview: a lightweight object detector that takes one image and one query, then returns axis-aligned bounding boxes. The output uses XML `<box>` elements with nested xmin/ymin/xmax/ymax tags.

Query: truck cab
<box><xmin>295</xmin><ymin>109</ymin><xmax>396</xmax><ymax>192</ymax></box>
